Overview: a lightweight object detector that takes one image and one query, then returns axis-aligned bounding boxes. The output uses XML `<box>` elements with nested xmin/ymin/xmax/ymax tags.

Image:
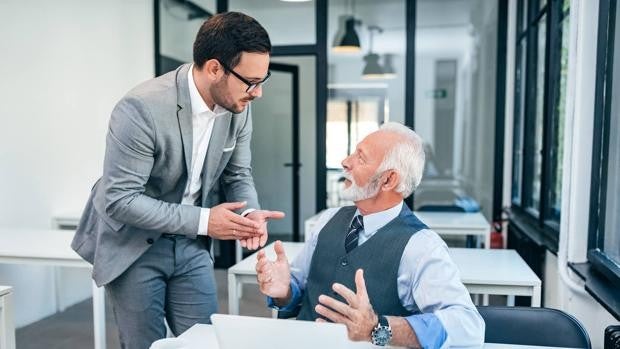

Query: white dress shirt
<box><xmin>182</xmin><ymin>64</ymin><xmax>228</xmax><ymax>235</ymax></box>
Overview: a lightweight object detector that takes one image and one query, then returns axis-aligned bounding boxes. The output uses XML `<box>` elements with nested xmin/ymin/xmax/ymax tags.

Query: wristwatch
<box><xmin>371</xmin><ymin>315</ymin><xmax>392</xmax><ymax>346</ymax></box>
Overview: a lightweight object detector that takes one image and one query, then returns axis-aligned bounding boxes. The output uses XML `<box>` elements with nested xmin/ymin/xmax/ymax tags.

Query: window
<box><xmin>510</xmin><ymin>0</ymin><xmax>569</xmax><ymax>249</ymax></box>
<box><xmin>589</xmin><ymin>0</ymin><xmax>620</xmax><ymax>289</ymax></box>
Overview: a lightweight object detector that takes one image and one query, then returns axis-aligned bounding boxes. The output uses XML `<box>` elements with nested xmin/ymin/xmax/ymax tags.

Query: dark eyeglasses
<box><xmin>218</xmin><ymin>60</ymin><xmax>271</xmax><ymax>93</ymax></box>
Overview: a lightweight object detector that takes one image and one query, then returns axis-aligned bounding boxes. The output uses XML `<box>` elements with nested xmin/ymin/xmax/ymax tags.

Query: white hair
<box><xmin>376</xmin><ymin>122</ymin><xmax>426</xmax><ymax>197</ymax></box>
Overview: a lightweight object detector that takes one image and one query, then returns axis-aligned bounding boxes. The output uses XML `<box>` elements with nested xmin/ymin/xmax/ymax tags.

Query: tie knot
<box><xmin>351</xmin><ymin>215</ymin><xmax>364</xmax><ymax>230</ymax></box>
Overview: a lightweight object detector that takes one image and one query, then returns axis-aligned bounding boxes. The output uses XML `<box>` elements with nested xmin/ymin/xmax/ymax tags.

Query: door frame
<box><xmin>268</xmin><ymin>62</ymin><xmax>301</xmax><ymax>242</ymax></box>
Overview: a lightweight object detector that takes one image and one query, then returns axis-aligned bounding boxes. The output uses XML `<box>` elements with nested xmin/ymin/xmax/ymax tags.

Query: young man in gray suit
<box><xmin>256</xmin><ymin>123</ymin><xmax>485</xmax><ymax>348</ymax></box>
<box><xmin>72</xmin><ymin>12</ymin><xmax>284</xmax><ymax>348</ymax></box>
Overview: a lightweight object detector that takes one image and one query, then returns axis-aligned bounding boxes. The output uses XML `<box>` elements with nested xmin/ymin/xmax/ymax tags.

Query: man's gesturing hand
<box><xmin>314</xmin><ymin>269</ymin><xmax>378</xmax><ymax>342</ymax></box>
<box><xmin>256</xmin><ymin>241</ymin><xmax>292</xmax><ymax>302</ymax></box>
<box><xmin>240</xmin><ymin>209</ymin><xmax>285</xmax><ymax>250</ymax></box>
<box><xmin>207</xmin><ymin>202</ymin><xmax>262</xmax><ymax>240</ymax></box>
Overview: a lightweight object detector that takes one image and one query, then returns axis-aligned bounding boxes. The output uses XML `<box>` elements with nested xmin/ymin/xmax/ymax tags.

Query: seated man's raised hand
<box><xmin>255</xmin><ymin>241</ymin><xmax>292</xmax><ymax>305</ymax></box>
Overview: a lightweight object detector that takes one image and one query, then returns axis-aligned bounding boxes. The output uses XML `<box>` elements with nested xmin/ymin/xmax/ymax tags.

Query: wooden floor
<box><xmin>15</xmin><ymin>269</ymin><xmax>271</xmax><ymax>349</ymax></box>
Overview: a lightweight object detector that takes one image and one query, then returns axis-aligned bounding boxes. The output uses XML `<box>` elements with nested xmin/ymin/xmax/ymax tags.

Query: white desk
<box><xmin>0</xmin><ymin>229</ymin><xmax>106</xmax><ymax>349</ymax></box>
<box><xmin>0</xmin><ymin>286</ymin><xmax>15</xmax><ymax>349</ymax></box>
<box><xmin>52</xmin><ymin>212</ymin><xmax>81</xmax><ymax>229</ymax></box>
<box><xmin>177</xmin><ymin>323</ymin><xmax>580</xmax><ymax>349</ymax></box>
<box><xmin>415</xmin><ymin>211</ymin><xmax>491</xmax><ymax>249</ymax></box>
<box><xmin>304</xmin><ymin>211</ymin><xmax>491</xmax><ymax>249</ymax></box>
<box><xmin>227</xmin><ymin>242</ymin><xmax>541</xmax><ymax>315</ymax></box>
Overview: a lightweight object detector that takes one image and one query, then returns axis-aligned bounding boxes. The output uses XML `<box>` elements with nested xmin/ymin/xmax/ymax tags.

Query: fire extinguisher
<box><xmin>490</xmin><ymin>221</ymin><xmax>504</xmax><ymax>249</ymax></box>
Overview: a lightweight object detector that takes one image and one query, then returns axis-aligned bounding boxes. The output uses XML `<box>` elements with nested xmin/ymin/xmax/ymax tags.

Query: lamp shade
<box><xmin>362</xmin><ymin>53</ymin><xmax>384</xmax><ymax>79</ymax></box>
<box><xmin>333</xmin><ymin>17</ymin><xmax>361</xmax><ymax>53</ymax></box>
<box><xmin>382</xmin><ymin>54</ymin><xmax>396</xmax><ymax>79</ymax></box>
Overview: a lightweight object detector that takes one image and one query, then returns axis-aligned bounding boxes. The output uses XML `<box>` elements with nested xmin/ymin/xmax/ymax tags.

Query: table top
<box><xmin>229</xmin><ymin>242</ymin><xmax>541</xmax><ymax>287</ymax></box>
<box><xmin>305</xmin><ymin>210</ymin><xmax>490</xmax><ymax>232</ymax></box>
<box><xmin>414</xmin><ymin>211</ymin><xmax>490</xmax><ymax>230</ymax></box>
<box><xmin>52</xmin><ymin>211</ymin><xmax>81</xmax><ymax>227</ymax></box>
<box><xmin>0</xmin><ymin>285</ymin><xmax>12</xmax><ymax>297</ymax></box>
<box><xmin>0</xmin><ymin>228</ymin><xmax>87</xmax><ymax>267</ymax></box>
<box><xmin>178</xmin><ymin>324</ymin><xmax>579</xmax><ymax>349</ymax></box>
<box><xmin>450</xmin><ymin>248</ymin><xmax>541</xmax><ymax>287</ymax></box>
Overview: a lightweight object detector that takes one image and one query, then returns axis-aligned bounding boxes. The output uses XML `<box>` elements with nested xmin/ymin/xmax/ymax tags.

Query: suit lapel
<box><xmin>203</xmin><ymin>114</ymin><xmax>231</xmax><ymax>192</ymax></box>
<box><xmin>176</xmin><ymin>64</ymin><xmax>193</xmax><ymax>176</ymax></box>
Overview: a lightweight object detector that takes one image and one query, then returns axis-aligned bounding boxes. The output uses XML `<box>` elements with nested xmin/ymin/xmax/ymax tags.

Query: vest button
<box><xmin>146</xmin><ymin>238</ymin><xmax>154</xmax><ymax>244</ymax></box>
<box><xmin>340</xmin><ymin>258</ymin><xmax>348</xmax><ymax>266</ymax></box>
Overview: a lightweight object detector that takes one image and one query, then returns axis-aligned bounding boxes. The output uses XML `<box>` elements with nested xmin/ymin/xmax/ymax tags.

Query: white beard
<box><xmin>340</xmin><ymin>172</ymin><xmax>382</xmax><ymax>202</ymax></box>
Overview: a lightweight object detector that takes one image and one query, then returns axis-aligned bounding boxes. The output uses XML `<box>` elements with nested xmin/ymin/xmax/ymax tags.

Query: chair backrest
<box><xmin>478</xmin><ymin>306</ymin><xmax>591</xmax><ymax>349</ymax></box>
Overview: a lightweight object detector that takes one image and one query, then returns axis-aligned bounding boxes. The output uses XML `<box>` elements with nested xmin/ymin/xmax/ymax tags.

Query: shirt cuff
<box><xmin>405</xmin><ymin>313</ymin><xmax>447</xmax><ymax>349</ymax></box>
<box><xmin>197</xmin><ymin>208</ymin><xmax>210</xmax><ymax>236</ymax></box>
<box><xmin>241</xmin><ymin>208</ymin><xmax>256</xmax><ymax>217</ymax></box>
<box><xmin>266</xmin><ymin>279</ymin><xmax>302</xmax><ymax>311</ymax></box>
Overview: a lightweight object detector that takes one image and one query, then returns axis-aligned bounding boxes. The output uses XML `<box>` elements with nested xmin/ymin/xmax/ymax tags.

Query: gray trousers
<box><xmin>106</xmin><ymin>235</ymin><xmax>217</xmax><ymax>349</ymax></box>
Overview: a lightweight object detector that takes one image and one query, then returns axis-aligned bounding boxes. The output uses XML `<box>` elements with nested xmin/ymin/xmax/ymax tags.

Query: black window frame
<box><xmin>589</xmin><ymin>0</ymin><xmax>620</xmax><ymax>291</ymax></box>
<box><xmin>510</xmin><ymin>0</ymin><xmax>569</xmax><ymax>252</ymax></box>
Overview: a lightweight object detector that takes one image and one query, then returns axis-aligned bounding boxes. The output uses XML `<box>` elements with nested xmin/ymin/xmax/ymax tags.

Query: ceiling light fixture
<box><xmin>332</xmin><ymin>0</ymin><xmax>361</xmax><ymax>53</ymax></box>
<box><xmin>362</xmin><ymin>26</ymin><xmax>385</xmax><ymax>79</ymax></box>
<box><xmin>381</xmin><ymin>54</ymin><xmax>397</xmax><ymax>79</ymax></box>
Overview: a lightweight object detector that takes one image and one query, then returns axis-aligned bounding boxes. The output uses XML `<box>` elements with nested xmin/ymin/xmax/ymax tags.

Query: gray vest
<box><xmin>296</xmin><ymin>204</ymin><xmax>428</xmax><ymax>321</ymax></box>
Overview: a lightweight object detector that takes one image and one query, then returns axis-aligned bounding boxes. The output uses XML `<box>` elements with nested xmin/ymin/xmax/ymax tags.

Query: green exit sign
<box><xmin>425</xmin><ymin>89</ymin><xmax>447</xmax><ymax>99</ymax></box>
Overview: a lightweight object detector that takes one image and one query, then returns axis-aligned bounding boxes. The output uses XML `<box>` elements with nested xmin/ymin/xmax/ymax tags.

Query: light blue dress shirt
<box><xmin>268</xmin><ymin>202</ymin><xmax>485</xmax><ymax>348</ymax></box>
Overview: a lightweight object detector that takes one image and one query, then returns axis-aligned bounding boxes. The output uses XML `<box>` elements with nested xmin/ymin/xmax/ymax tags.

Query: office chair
<box><xmin>478</xmin><ymin>306</ymin><xmax>591</xmax><ymax>348</ymax></box>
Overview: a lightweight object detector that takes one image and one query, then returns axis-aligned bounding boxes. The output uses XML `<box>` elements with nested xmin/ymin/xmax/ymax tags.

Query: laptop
<box><xmin>210</xmin><ymin>314</ymin><xmax>376</xmax><ymax>349</ymax></box>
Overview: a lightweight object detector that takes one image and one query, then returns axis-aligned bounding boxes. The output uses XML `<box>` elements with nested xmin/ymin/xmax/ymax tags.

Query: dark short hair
<box><xmin>193</xmin><ymin>12</ymin><xmax>271</xmax><ymax>69</ymax></box>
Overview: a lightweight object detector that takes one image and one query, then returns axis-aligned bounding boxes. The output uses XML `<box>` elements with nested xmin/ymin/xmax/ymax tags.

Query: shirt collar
<box><xmin>356</xmin><ymin>201</ymin><xmax>404</xmax><ymax>237</ymax></box>
<box><xmin>187</xmin><ymin>64</ymin><xmax>227</xmax><ymax>116</ymax></box>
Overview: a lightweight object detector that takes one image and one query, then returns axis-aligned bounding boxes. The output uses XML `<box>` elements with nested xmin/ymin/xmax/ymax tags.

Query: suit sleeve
<box><xmin>220</xmin><ymin>105</ymin><xmax>260</xmax><ymax>213</ymax></box>
<box><xmin>102</xmin><ymin>95</ymin><xmax>201</xmax><ymax>237</ymax></box>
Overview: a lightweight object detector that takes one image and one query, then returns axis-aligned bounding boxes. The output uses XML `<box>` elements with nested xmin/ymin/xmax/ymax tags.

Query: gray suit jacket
<box><xmin>72</xmin><ymin>64</ymin><xmax>260</xmax><ymax>286</ymax></box>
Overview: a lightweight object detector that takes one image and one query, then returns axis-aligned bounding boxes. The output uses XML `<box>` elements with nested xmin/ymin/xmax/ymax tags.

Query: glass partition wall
<box><xmin>157</xmin><ymin>0</ymin><xmax>217</xmax><ymax>74</ymax></box>
<box><xmin>326</xmin><ymin>0</ymin><xmax>407</xmax><ymax>207</ymax></box>
<box><xmin>325</xmin><ymin>0</ymin><xmax>500</xmax><ymax>226</ymax></box>
<box><xmin>414</xmin><ymin>0</ymin><xmax>498</xmax><ymax>221</ymax></box>
<box><xmin>155</xmin><ymin>0</ymin><xmax>504</xmax><ymax>253</ymax></box>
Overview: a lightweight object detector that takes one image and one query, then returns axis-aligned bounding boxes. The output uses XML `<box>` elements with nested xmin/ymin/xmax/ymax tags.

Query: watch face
<box><xmin>372</xmin><ymin>327</ymin><xmax>391</xmax><ymax>346</ymax></box>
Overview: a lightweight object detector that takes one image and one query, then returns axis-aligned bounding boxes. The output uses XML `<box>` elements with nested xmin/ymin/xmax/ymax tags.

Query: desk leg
<box><xmin>531</xmin><ymin>285</ymin><xmax>541</xmax><ymax>307</ymax></box>
<box><xmin>92</xmin><ymin>282</ymin><xmax>106</xmax><ymax>349</ymax></box>
<box><xmin>235</xmin><ymin>241</ymin><xmax>242</xmax><ymax>264</ymax></box>
<box><xmin>53</xmin><ymin>267</ymin><xmax>63</xmax><ymax>312</ymax></box>
<box><xmin>228</xmin><ymin>273</ymin><xmax>239</xmax><ymax>315</ymax></box>
<box><xmin>234</xmin><ymin>243</ymin><xmax>244</xmax><ymax>298</ymax></box>
<box><xmin>1</xmin><ymin>292</ymin><xmax>16</xmax><ymax>349</ymax></box>
<box><xmin>484</xmin><ymin>231</ymin><xmax>491</xmax><ymax>249</ymax></box>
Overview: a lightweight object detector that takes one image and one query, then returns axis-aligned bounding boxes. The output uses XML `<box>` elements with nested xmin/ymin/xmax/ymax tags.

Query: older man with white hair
<box><xmin>256</xmin><ymin>122</ymin><xmax>485</xmax><ymax>348</ymax></box>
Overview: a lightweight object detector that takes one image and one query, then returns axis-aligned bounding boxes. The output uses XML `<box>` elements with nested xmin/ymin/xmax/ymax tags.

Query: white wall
<box><xmin>0</xmin><ymin>0</ymin><xmax>154</xmax><ymax>327</ymax></box>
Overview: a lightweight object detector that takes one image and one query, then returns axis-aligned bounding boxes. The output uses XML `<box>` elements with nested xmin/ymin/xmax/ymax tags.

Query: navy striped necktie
<box><xmin>344</xmin><ymin>215</ymin><xmax>364</xmax><ymax>253</ymax></box>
